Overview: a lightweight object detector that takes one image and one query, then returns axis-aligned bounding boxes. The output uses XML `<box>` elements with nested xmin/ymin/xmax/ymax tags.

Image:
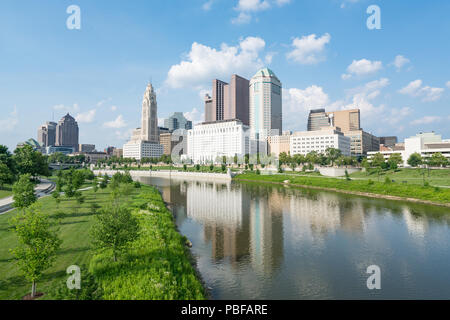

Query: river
<box><xmin>138</xmin><ymin>176</ymin><xmax>450</xmax><ymax>299</ymax></box>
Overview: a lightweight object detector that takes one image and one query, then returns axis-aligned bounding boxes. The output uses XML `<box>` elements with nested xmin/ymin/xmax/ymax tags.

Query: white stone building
<box><xmin>123</xmin><ymin>83</ymin><xmax>163</xmax><ymax>160</ymax></box>
<box><xmin>187</xmin><ymin>119</ymin><xmax>250</xmax><ymax>164</ymax></box>
<box><xmin>368</xmin><ymin>132</ymin><xmax>450</xmax><ymax>166</ymax></box>
<box><xmin>290</xmin><ymin>128</ymin><xmax>351</xmax><ymax>156</ymax></box>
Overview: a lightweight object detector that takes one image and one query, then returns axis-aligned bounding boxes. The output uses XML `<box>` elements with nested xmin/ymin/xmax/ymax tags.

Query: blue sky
<box><xmin>1</xmin><ymin>0</ymin><xmax>449</xmax><ymax>151</ymax></box>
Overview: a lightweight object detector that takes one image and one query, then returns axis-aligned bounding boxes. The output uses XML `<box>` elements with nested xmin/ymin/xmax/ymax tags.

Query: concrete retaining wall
<box><xmin>318</xmin><ymin>167</ymin><xmax>361</xmax><ymax>177</ymax></box>
<box><xmin>94</xmin><ymin>169</ymin><xmax>234</xmax><ymax>181</ymax></box>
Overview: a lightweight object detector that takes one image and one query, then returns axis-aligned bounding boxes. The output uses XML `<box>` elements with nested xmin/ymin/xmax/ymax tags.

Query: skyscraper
<box><xmin>204</xmin><ymin>94</ymin><xmax>214</xmax><ymax>122</ymax></box>
<box><xmin>212</xmin><ymin>79</ymin><xmax>228</xmax><ymax>121</ymax></box>
<box><xmin>326</xmin><ymin>109</ymin><xmax>361</xmax><ymax>132</ymax></box>
<box><xmin>140</xmin><ymin>83</ymin><xmax>159</xmax><ymax>143</ymax></box>
<box><xmin>56</xmin><ymin>114</ymin><xmax>79</xmax><ymax>151</ymax></box>
<box><xmin>224</xmin><ymin>74</ymin><xmax>250</xmax><ymax>125</ymax></box>
<box><xmin>164</xmin><ymin>112</ymin><xmax>192</xmax><ymax>132</ymax></box>
<box><xmin>123</xmin><ymin>83</ymin><xmax>163</xmax><ymax>160</ymax></box>
<box><xmin>249</xmin><ymin>68</ymin><xmax>282</xmax><ymax>138</ymax></box>
<box><xmin>307</xmin><ymin>109</ymin><xmax>331</xmax><ymax>131</ymax></box>
<box><xmin>37</xmin><ymin>121</ymin><xmax>57</xmax><ymax>148</ymax></box>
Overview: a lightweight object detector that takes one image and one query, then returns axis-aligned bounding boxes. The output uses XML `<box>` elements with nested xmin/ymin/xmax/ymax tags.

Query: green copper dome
<box><xmin>253</xmin><ymin>68</ymin><xmax>277</xmax><ymax>78</ymax></box>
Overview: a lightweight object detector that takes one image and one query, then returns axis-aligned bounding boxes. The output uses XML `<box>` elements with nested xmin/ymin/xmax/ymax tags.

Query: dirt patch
<box><xmin>22</xmin><ymin>292</ymin><xmax>44</xmax><ymax>300</ymax></box>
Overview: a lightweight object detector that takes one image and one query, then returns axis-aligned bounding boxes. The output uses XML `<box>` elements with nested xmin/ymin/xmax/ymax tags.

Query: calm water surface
<box><xmin>139</xmin><ymin>176</ymin><xmax>450</xmax><ymax>299</ymax></box>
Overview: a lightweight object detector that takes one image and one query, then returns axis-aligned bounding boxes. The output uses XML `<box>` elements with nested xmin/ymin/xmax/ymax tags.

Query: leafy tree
<box><xmin>361</xmin><ymin>158</ymin><xmax>370</xmax><ymax>171</ymax></box>
<box><xmin>428</xmin><ymin>152</ymin><xmax>447</xmax><ymax>167</ymax></box>
<box><xmin>12</xmin><ymin>174</ymin><xmax>36</xmax><ymax>212</ymax></box>
<box><xmin>325</xmin><ymin>148</ymin><xmax>342</xmax><ymax>166</ymax></box>
<box><xmin>407</xmin><ymin>152</ymin><xmax>423</xmax><ymax>167</ymax></box>
<box><xmin>209</xmin><ymin>164</ymin><xmax>214</xmax><ymax>172</ymax></box>
<box><xmin>371</xmin><ymin>153</ymin><xmax>385</xmax><ymax>168</ymax></box>
<box><xmin>9</xmin><ymin>205</ymin><xmax>62</xmax><ymax>297</ymax></box>
<box><xmin>90</xmin><ymin>206</ymin><xmax>139</xmax><ymax>262</ymax></box>
<box><xmin>0</xmin><ymin>145</ymin><xmax>16</xmax><ymax>176</ymax></box>
<box><xmin>52</xmin><ymin>191</ymin><xmax>61</xmax><ymax>208</ymax></box>
<box><xmin>0</xmin><ymin>162</ymin><xmax>13</xmax><ymax>189</ymax></box>
<box><xmin>14</xmin><ymin>145</ymin><xmax>49</xmax><ymax>178</ymax></box>
<box><xmin>92</xmin><ymin>177</ymin><xmax>99</xmax><ymax>194</ymax></box>
<box><xmin>388</xmin><ymin>153</ymin><xmax>403</xmax><ymax>170</ymax></box>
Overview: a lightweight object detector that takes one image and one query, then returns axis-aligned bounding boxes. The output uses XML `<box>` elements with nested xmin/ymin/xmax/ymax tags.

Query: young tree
<box><xmin>0</xmin><ymin>162</ymin><xmax>13</xmax><ymax>190</ymax></box>
<box><xmin>14</xmin><ymin>145</ymin><xmax>49</xmax><ymax>178</ymax></box>
<box><xmin>9</xmin><ymin>205</ymin><xmax>62</xmax><ymax>298</ymax></box>
<box><xmin>12</xmin><ymin>174</ymin><xmax>37</xmax><ymax>212</ymax></box>
<box><xmin>371</xmin><ymin>153</ymin><xmax>385</xmax><ymax>168</ymax></box>
<box><xmin>90</xmin><ymin>206</ymin><xmax>139</xmax><ymax>262</ymax></box>
<box><xmin>52</xmin><ymin>191</ymin><xmax>61</xmax><ymax>208</ymax></box>
<box><xmin>325</xmin><ymin>148</ymin><xmax>342</xmax><ymax>166</ymax></box>
<box><xmin>388</xmin><ymin>153</ymin><xmax>403</xmax><ymax>170</ymax></box>
<box><xmin>407</xmin><ymin>152</ymin><xmax>423</xmax><ymax>167</ymax></box>
<box><xmin>428</xmin><ymin>152</ymin><xmax>448</xmax><ymax>168</ymax></box>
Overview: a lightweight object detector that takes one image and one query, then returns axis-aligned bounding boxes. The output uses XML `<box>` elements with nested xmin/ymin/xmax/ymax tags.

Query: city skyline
<box><xmin>1</xmin><ymin>1</ymin><xmax>450</xmax><ymax>152</ymax></box>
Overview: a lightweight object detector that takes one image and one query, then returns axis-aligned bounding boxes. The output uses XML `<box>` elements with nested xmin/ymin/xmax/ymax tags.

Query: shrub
<box><xmin>256</xmin><ymin>169</ymin><xmax>261</xmax><ymax>175</ymax></box>
<box><xmin>134</xmin><ymin>181</ymin><xmax>141</xmax><ymax>189</ymax></box>
<box><xmin>367</xmin><ymin>179</ymin><xmax>374</xmax><ymax>185</ymax></box>
<box><xmin>47</xmin><ymin>266</ymin><xmax>102</xmax><ymax>300</ymax></box>
<box><xmin>384</xmin><ymin>177</ymin><xmax>392</xmax><ymax>184</ymax></box>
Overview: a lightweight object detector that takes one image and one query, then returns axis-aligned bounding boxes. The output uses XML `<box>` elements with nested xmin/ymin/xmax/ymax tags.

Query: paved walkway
<box><xmin>0</xmin><ymin>179</ymin><xmax>55</xmax><ymax>215</ymax></box>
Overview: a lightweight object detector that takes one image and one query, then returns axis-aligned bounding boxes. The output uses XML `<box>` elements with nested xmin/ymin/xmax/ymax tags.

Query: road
<box><xmin>0</xmin><ymin>179</ymin><xmax>55</xmax><ymax>215</ymax></box>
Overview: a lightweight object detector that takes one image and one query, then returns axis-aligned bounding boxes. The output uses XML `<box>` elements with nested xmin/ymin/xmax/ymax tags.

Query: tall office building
<box><xmin>326</xmin><ymin>109</ymin><xmax>361</xmax><ymax>132</ymax></box>
<box><xmin>140</xmin><ymin>83</ymin><xmax>159</xmax><ymax>143</ymax></box>
<box><xmin>204</xmin><ymin>94</ymin><xmax>214</xmax><ymax>122</ymax></box>
<box><xmin>249</xmin><ymin>68</ymin><xmax>282</xmax><ymax>138</ymax></box>
<box><xmin>56</xmin><ymin>114</ymin><xmax>79</xmax><ymax>151</ymax></box>
<box><xmin>224</xmin><ymin>74</ymin><xmax>250</xmax><ymax>125</ymax></box>
<box><xmin>37</xmin><ymin>121</ymin><xmax>57</xmax><ymax>148</ymax></box>
<box><xmin>211</xmin><ymin>79</ymin><xmax>228</xmax><ymax>121</ymax></box>
<box><xmin>123</xmin><ymin>83</ymin><xmax>163</xmax><ymax>160</ymax></box>
<box><xmin>164</xmin><ymin>112</ymin><xmax>192</xmax><ymax>132</ymax></box>
<box><xmin>307</xmin><ymin>109</ymin><xmax>331</xmax><ymax>131</ymax></box>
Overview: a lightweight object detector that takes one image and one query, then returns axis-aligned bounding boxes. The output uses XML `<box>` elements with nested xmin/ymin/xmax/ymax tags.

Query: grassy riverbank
<box><xmin>0</xmin><ymin>184</ymin><xmax>13</xmax><ymax>199</ymax></box>
<box><xmin>0</xmin><ymin>181</ymin><xmax>205</xmax><ymax>300</ymax></box>
<box><xmin>235</xmin><ymin>173</ymin><xmax>450</xmax><ymax>206</ymax></box>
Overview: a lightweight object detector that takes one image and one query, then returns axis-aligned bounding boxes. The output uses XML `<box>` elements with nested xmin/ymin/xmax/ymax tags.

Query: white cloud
<box><xmin>184</xmin><ymin>107</ymin><xmax>204</xmax><ymax>124</ymax></box>
<box><xmin>385</xmin><ymin>107</ymin><xmax>412</xmax><ymax>125</ymax></box>
<box><xmin>202</xmin><ymin>0</ymin><xmax>215</xmax><ymax>11</ymax></box>
<box><xmin>111</xmin><ymin>105</ymin><xmax>117</xmax><ymax>111</ymax></box>
<box><xmin>410</xmin><ymin>116</ymin><xmax>442</xmax><ymax>125</ymax></box>
<box><xmin>114</xmin><ymin>128</ymin><xmax>134</xmax><ymax>142</ymax></box>
<box><xmin>165</xmin><ymin>37</ymin><xmax>266</xmax><ymax>89</ymax></box>
<box><xmin>0</xmin><ymin>106</ymin><xmax>18</xmax><ymax>132</ymax></box>
<box><xmin>75</xmin><ymin>109</ymin><xmax>96</xmax><ymax>123</ymax></box>
<box><xmin>446</xmin><ymin>81</ymin><xmax>450</xmax><ymax>89</ymax></box>
<box><xmin>283</xmin><ymin>85</ymin><xmax>329</xmax><ymax>130</ymax></box>
<box><xmin>103</xmin><ymin>115</ymin><xmax>127</xmax><ymax>129</ymax></box>
<box><xmin>342</xmin><ymin>59</ymin><xmax>382</xmax><ymax>79</ymax></box>
<box><xmin>53</xmin><ymin>103</ymin><xmax>80</xmax><ymax>113</ymax></box>
<box><xmin>392</xmin><ymin>55</ymin><xmax>410</xmax><ymax>71</ymax></box>
<box><xmin>96</xmin><ymin>98</ymin><xmax>112</xmax><ymax>107</ymax></box>
<box><xmin>286</xmin><ymin>33</ymin><xmax>331</xmax><ymax>65</ymax></box>
<box><xmin>399</xmin><ymin>79</ymin><xmax>444</xmax><ymax>102</ymax></box>
<box><xmin>232</xmin><ymin>0</ymin><xmax>290</xmax><ymax>24</ymax></box>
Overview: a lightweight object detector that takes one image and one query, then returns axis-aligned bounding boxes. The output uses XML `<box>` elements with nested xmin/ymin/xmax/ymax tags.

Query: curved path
<box><xmin>0</xmin><ymin>179</ymin><xmax>55</xmax><ymax>215</ymax></box>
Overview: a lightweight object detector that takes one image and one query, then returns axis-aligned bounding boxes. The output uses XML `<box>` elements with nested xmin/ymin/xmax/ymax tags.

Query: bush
<box><xmin>134</xmin><ymin>181</ymin><xmax>141</xmax><ymax>189</ymax></box>
<box><xmin>47</xmin><ymin>266</ymin><xmax>103</xmax><ymax>300</ymax></box>
<box><xmin>256</xmin><ymin>169</ymin><xmax>261</xmax><ymax>175</ymax></box>
<box><xmin>384</xmin><ymin>177</ymin><xmax>392</xmax><ymax>184</ymax></box>
<box><xmin>367</xmin><ymin>179</ymin><xmax>374</xmax><ymax>185</ymax></box>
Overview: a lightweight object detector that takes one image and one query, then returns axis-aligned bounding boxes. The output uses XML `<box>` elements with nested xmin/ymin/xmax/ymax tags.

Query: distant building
<box><xmin>307</xmin><ymin>109</ymin><xmax>330</xmax><ymax>131</ymax></box>
<box><xmin>56</xmin><ymin>113</ymin><xmax>79</xmax><ymax>152</ymax></box>
<box><xmin>326</xmin><ymin>109</ymin><xmax>361</xmax><ymax>132</ymax></box>
<box><xmin>187</xmin><ymin>119</ymin><xmax>250</xmax><ymax>164</ymax></box>
<box><xmin>73</xmin><ymin>151</ymin><xmax>109</xmax><ymax>163</ymax></box>
<box><xmin>379</xmin><ymin>136</ymin><xmax>398</xmax><ymax>148</ymax></box>
<box><xmin>123</xmin><ymin>83</ymin><xmax>164</xmax><ymax>160</ymax></box>
<box><xmin>160</xmin><ymin>132</ymin><xmax>187</xmax><ymax>156</ymax></box>
<box><xmin>46</xmin><ymin>146</ymin><xmax>75</xmax><ymax>155</ymax></box>
<box><xmin>164</xmin><ymin>112</ymin><xmax>192</xmax><ymax>132</ymax></box>
<box><xmin>344</xmin><ymin>130</ymin><xmax>380</xmax><ymax>156</ymax></box>
<box><xmin>211</xmin><ymin>79</ymin><xmax>228</xmax><ymax>122</ymax></box>
<box><xmin>158</xmin><ymin>127</ymin><xmax>170</xmax><ymax>135</ymax></box>
<box><xmin>17</xmin><ymin>138</ymin><xmax>44</xmax><ymax>153</ymax></box>
<box><xmin>224</xmin><ymin>74</ymin><xmax>250</xmax><ymax>125</ymax></box>
<box><xmin>37</xmin><ymin>121</ymin><xmax>57</xmax><ymax>148</ymax></box>
<box><xmin>268</xmin><ymin>131</ymin><xmax>291</xmax><ymax>157</ymax></box>
<box><xmin>104</xmin><ymin>146</ymin><xmax>115</xmax><ymax>155</ymax></box>
<box><xmin>368</xmin><ymin>132</ymin><xmax>450</xmax><ymax>166</ymax></box>
<box><xmin>249</xmin><ymin>68</ymin><xmax>282</xmax><ymax>139</ymax></box>
<box><xmin>79</xmin><ymin>144</ymin><xmax>96</xmax><ymax>153</ymax></box>
<box><xmin>204</xmin><ymin>94</ymin><xmax>214</xmax><ymax>123</ymax></box>
<box><xmin>290</xmin><ymin>128</ymin><xmax>351</xmax><ymax>157</ymax></box>
<box><xmin>112</xmin><ymin>148</ymin><xmax>123</xmax><ymax>158</ymax></box>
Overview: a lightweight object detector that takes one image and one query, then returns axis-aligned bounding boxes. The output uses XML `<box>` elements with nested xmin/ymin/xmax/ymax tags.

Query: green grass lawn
<box><xmin>0</xmin><ymin>185</ymin><xmax>13</xmax><ymax>199</ymax></box>
<box><xmin>0</xmin><ymin>185</ymin><xmax>142</xmax><ymax>300</ymax></box>
<box><xmin>235</xmin><ymin>172</ymin><xmax>450</xmax><ymax>205</ymax></box>
<box><xmin>350</xmin><ymin>168</ymin><xmax>450</xmax><ymax>187</ymax></box>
